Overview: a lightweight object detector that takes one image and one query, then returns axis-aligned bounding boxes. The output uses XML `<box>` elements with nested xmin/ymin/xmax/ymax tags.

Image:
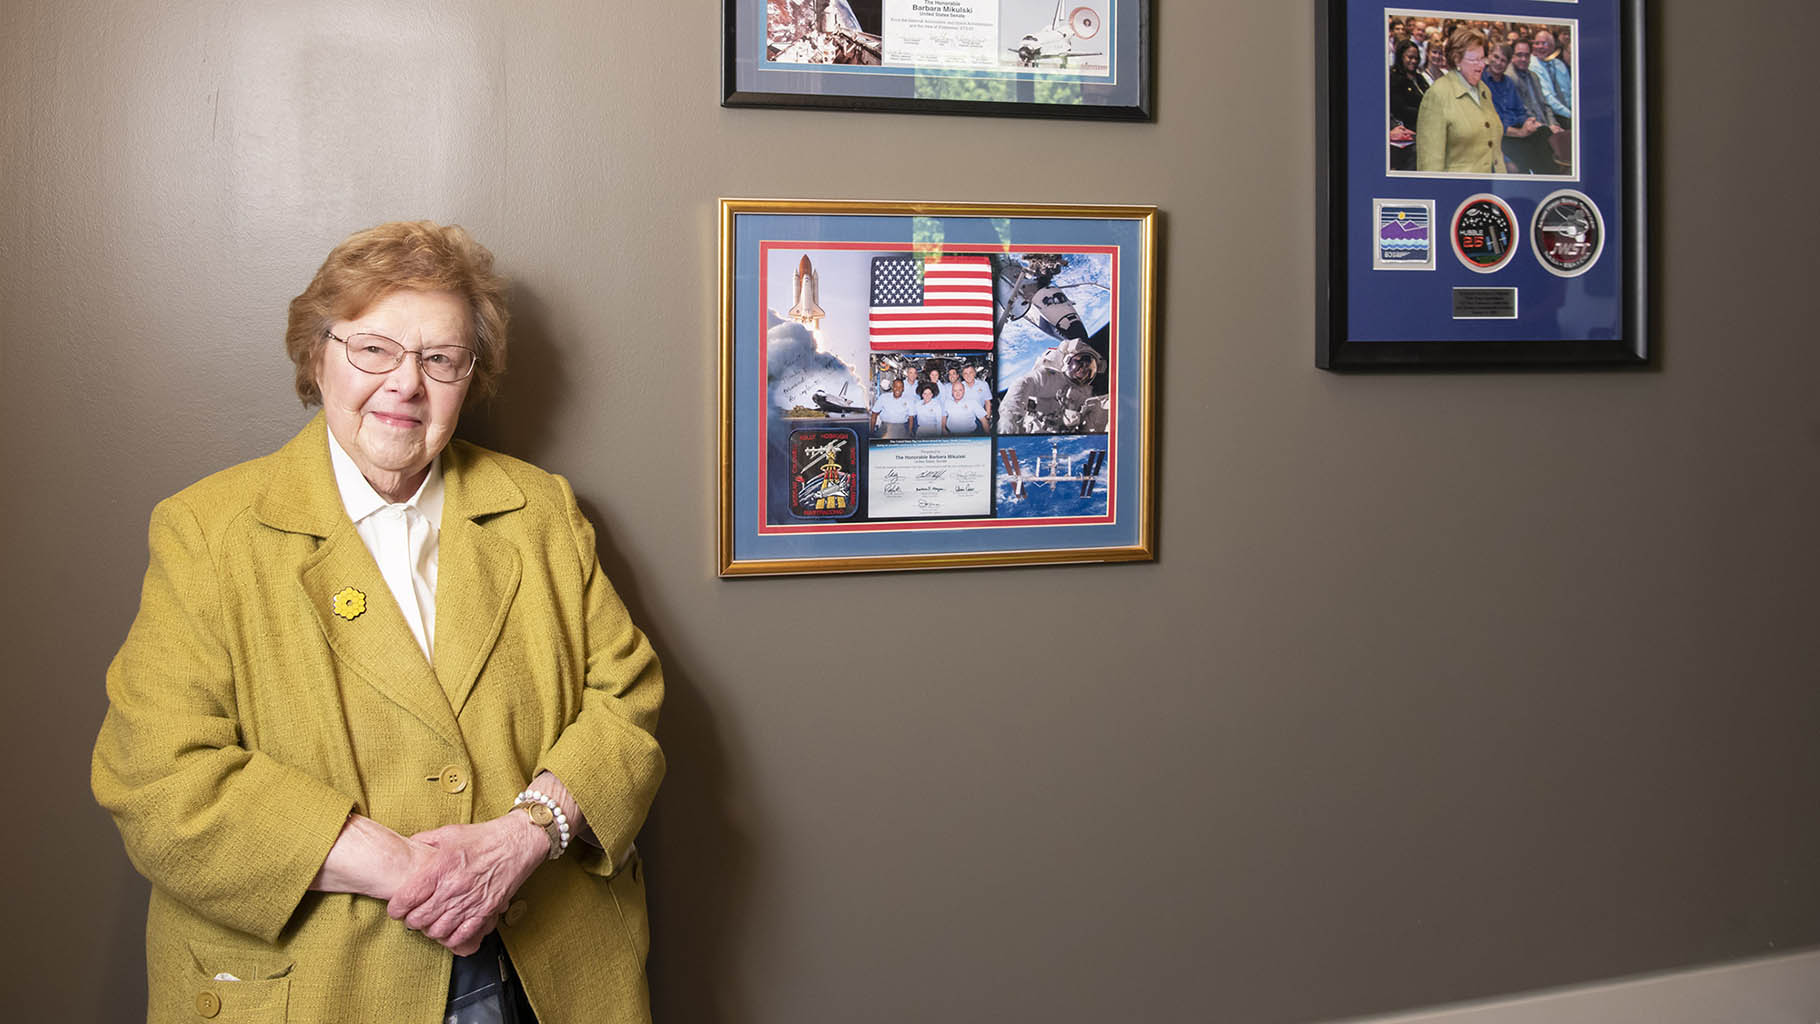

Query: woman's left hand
<box><xmin>388</xmin><ymin>815</ymin><xmax>547</xmax><ymax>953</ymax></box>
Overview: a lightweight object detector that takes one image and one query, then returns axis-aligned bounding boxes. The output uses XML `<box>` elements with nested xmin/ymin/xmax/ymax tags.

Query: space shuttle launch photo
<box><xmin>786</xmin><ymin>253</ymin><xmax>826</xmax><ymax>329</ymax></box>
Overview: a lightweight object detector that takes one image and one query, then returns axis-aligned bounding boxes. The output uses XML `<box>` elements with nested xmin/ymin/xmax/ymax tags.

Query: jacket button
<box><xmin>439</xmin><ymin>765</ymin><xmax>467</xmax><ymax>794</ymax></box>
<box><xmin>505</xmin><ymin>899</ymin><xmax>529</xmax><ymax>926</ymax></box>
<box><xmin>195</xmin><ymin>990</ymin><xmax>221</xmax><ymax>1018</ymax></box>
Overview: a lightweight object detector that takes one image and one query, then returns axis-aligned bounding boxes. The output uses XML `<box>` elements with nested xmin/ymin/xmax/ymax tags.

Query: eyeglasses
<box><xmin>327</xmin><ymin>331</ymin><xmax>478</xmax><ymax>384</ymax></box>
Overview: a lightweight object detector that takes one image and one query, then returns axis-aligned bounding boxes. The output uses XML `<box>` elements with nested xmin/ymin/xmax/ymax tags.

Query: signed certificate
<box><xmin>867</xmin><ymin>439</ymin><xmax>993</xmax><ymax>519</ymax></box>
<box><xmin>724</xmin><ymin>0</ymin><xmax>1150</xmax><ymax>121</ymax></box>
<box><xmin>882</xmin><ymin>0</ymin><xmax>999</xmax><ymax>69</ymax></box>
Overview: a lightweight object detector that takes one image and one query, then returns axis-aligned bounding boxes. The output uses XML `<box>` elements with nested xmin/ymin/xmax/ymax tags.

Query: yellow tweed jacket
<box><xmin>92</xmin><ymin>415</ymin><xmax>664</xmax><ymax>1024</ymax></box>
<box><xmin>1415</xmin><ymin>70</ymin><xmax>1504</xmax><ymax>174</ymax></box>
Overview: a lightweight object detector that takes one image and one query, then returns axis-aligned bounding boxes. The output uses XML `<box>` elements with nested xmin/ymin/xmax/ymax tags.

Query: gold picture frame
<box><xmin>719</xmin><ymin>198</ymin><xmax>1157</xmax><ymax>576</ymax></box>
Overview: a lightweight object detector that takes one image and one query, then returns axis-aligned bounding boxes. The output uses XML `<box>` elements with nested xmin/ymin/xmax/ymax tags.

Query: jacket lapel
<box><xmin>298</xmin><ymin>526</ymin><xmax>463</xmax><ymax>749</ymax></box>
<box><xmin>432</xmin><ymin>439</ymin><xmax>525</xmax><ymax>717</ymax></box>
<box><xmin>253</xmin><ymin>414</ymin><xmax>463</xmax><ymax>750</ymax></box>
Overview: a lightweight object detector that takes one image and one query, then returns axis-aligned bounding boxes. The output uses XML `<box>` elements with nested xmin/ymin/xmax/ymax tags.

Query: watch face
<box><xmin>527</xmin><ymin>804</ymin><xmax>555</xmax><ymax>827</ymax></box>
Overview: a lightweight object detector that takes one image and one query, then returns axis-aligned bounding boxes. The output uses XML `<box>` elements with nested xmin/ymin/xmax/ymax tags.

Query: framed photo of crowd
<box><xmin>718</xmin><ymin>199</ymin><xmax>1157</xmax><ymax>576</ymax></box>
<box><xmin>722</xmin><ymin>0</ymin><xmax>1153</xmax><ymax>120</ymax></box>
<box><xmin>1316</xmin><ymin>0</ymin><xmax>1647</xmax><ymax>369</ymax></box>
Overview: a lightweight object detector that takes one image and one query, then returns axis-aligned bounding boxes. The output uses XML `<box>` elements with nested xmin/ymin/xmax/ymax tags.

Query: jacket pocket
<box><xmin>186</xmin><ymin>940</ymin><xmax>293</xmax><ymax>1023</ymax></box>
<box><xmin>607</xmin><ymin>851</ymin><xmax>651</xmax><ymax>965</ymax></box>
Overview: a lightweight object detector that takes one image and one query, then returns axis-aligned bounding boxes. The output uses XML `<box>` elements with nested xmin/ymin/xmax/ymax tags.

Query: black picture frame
<box><xmin>1317</xmin><ymin>1</ymin><xmax>1647</xmax><ymax>370</ymax></box>
<box><xmin>723</xmin><ymin>0</ymin><xmax>1153</xmax><ymax>121</ymax></box>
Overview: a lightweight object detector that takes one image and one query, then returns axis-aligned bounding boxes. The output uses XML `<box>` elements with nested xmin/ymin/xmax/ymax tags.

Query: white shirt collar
<box><xmin>325</xmin><ymin>421</ymin><xmax>445</xmax><ymax>526</ymax></box>
<box><xmin>1450</xmin><ymin>70</ymin><xmax>1487</xmax><ymax>103</ymax></box>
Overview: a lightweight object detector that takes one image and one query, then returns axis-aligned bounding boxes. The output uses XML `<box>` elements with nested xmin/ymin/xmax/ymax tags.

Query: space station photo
<box><xmin>762</xmin><ymin>244</ymin><xmax>1114</xmax><ymax>529</ymax></box>
<box><xmin>765</xmin><ymin>0</ymin><xmax>1112</xmax><ymax>77</ymax></box>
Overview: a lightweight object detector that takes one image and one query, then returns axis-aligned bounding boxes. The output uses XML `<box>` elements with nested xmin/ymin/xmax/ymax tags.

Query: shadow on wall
<box><xmin>462</xmin><ymin>285</ymin><xmax>567</xmax><ymax>460</ymax></box>
<box><xmin>581</xmin><ymin>495</ymin><xmax>752</xmax><ymax>1024</ymax></box>
<box><xmin>466</xmin><ymin>289</ymin><xmax>752</xmax><ymax>1023</ymax></box>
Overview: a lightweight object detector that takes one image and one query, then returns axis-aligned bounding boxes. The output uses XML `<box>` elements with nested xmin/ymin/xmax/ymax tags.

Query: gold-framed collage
<box><xmin>718</xmin><ymin>199</ymin><xmax>1157</xmax><ymax>576</ymax></box>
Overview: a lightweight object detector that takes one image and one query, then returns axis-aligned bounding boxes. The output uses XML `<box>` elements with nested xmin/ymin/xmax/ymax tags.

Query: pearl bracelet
<box><xmin>512</xmin><ymin>788</ymin><xmax>571</xmax><ymax>860</ymax></box>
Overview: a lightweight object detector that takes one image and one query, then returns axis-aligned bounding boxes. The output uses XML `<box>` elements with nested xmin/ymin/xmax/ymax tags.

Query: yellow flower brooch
<box><xmin>332</xmin><ymin>587</ymin><xmax>367</xmax><ymax>621</ymax></box>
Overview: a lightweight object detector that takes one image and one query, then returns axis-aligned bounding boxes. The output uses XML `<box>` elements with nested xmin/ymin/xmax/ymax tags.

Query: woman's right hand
<box><xmin>310</xmin><ymin>816</ymin><xmax>500</xmax><ymax>953</ymax></box>
<box><xmin>311</xmin><ymin>814</ymin><xmax>437</xmax><ymax>902</ymax></box>
<box><xmin>446</xmin><ymin>913</ymin><xmax>499</xmax><ymax>957</ymax></box>
<box><xmin>387</xmin><ymin>815</ymin><xmax>546</xmax><ymax>956</ymax></box>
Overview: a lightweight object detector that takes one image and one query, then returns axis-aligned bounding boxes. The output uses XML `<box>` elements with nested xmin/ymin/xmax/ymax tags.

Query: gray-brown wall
<box><xmin>4</xmin><ymin>2</ymin><xmax>1818</xmax><ymax>1021</ymax></box>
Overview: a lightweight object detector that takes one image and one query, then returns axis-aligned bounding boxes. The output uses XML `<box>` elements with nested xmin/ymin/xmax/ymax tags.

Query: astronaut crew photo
<box><xmin>869</xmin><ymin>354</ymin><xmax>995</xmax><ymax>438</ymax></box>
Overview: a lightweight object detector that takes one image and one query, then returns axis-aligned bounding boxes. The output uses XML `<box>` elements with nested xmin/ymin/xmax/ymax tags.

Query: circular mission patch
<box><xmin>1531</xmin><ymin>190</ymin><xmax>1605</xmax><ymax>278</ymax></box>
<box><xmin>1452</xmin><ymin>194</ymin><xmax>1519</xmax><ymax>273</ymax></box>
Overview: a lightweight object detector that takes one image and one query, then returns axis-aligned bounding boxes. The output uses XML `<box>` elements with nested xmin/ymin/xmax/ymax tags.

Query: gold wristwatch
<box><xmin>513</xmin><ymin>799</ymin><xmax>563</xmax><ymax>858</ymax></box>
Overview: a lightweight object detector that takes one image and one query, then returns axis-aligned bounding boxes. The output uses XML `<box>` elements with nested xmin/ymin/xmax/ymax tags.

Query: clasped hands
<box><xmin>313</xmin><ymin>811</ymin><xmax>547</xmax><ymax>957</ymax></box>
<box><xmin>385</xmin><ymin>815</ymin><xmax>548</xmax><ymax>956</ymax></box>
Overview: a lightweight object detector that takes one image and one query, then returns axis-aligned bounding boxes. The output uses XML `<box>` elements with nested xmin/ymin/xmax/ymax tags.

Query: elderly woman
<box><xmin>1415</xmin><ymin>27</ymin><xmax>1502</xmax><ymax>174</ymax></box>
<box><xmin>92</xmin><ymin>221</ymin><xmax>664</xmax><ymax>1023</ymax></box>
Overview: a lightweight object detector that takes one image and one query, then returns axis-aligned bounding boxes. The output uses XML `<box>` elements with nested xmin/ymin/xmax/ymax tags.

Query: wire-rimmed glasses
<box><xmin>327</xmin><ymin>331</ymin><xmax>478</xmax><ymax>384</ymax></box>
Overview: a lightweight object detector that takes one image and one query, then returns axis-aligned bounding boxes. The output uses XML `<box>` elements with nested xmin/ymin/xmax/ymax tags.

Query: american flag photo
<box><xmin>867</xmin><ymin>255</ymin><xmax>995</xmax><ymax>350</ymax></box>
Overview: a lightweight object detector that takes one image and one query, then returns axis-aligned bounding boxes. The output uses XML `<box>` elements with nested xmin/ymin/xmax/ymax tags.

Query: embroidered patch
<box><xmin>332</xmin><ymin>587</ymin><xmax>367</xmax><ymax>621</ymax></box>
<box><xmin>1452</xmin><ymin>194</ymin><xmax>1519</xmax><ymax>274</ymax></box>
<box><xmin>1373</xmin><ymin>199</ymin><xmax>1436</xmax><ymax>271</ymax></box>
<box><xmin>1531</xmin><ymin>190</ymin><xmax>1605</xmax><ymax>278</ymax></box>
<box><xmin>789</xmin><ymin>427</ymin><xmax>860</xmax><ymax>519</ymax></box>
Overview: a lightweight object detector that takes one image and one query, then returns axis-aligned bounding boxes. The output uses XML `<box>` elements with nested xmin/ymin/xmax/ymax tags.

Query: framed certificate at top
<box><xmin>1317</xmin><ymin>0</ymin><xmax>1647</xmax><ymax>369</ymax></box>
<box><xmin>723</xmin><ymin>0</ymin><xmax>1153</xmax><ymax>120</ymax></box>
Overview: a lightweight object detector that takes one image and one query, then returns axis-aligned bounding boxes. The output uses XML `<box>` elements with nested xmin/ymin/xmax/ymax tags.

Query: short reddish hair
<box><xmin>1445</xmin><ymin>27</ymin><xmax>1490</xmax><ymax>69</ymax></box>
<box><xmin>285</xmin><ymin>221</ymin><xmax>508</xmax><ymax>406</ymax></box>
